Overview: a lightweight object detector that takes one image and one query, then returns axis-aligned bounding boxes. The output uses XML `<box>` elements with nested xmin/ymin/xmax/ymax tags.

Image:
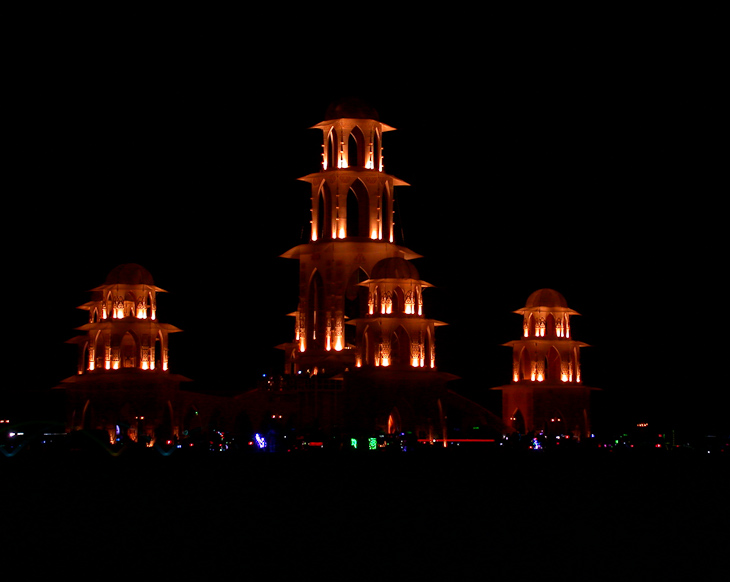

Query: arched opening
<box><xmin>81</xmin><ymin>340</ymin><xmax>90</xmax><ymax>373</ymax></box>
<box><xmin>154</xmin><ymin>331</ymin><xmax>163</xmax><ymax>370</ymax></box>
<box><xmin>546</xmin><ymin>313</ymin><xmax>556</xmax><ymax>338</ymax></box>
<box><xmin>425</xmin><ymin>327</ymin><xmax>434</xmax><ymax>368</ymax></box>
<box><xmin>382</xmin><ymin>183</ymin><xmax>392</xmax><ymax>242</ymax></box>
<box><xmin>347</xmin><ymin>179</ymin><xmax>370</xmax><ymax>238</ymax></box>
<box><xmin>373</xmin><ymin>128</ymin><xmax>381</xmax><ymax>170</ymax></box>
<box><xmin>327</xmin><ymin>128</ymin><xmax>338</xmax><ymax>169</ymax></box>
<box><xmin>81</xmin><ymin>399</ymin><xmax>95</xmax><ymax>430</ymax></box>
<box><xmin>317</xmin><ymin>182</ymin><xmax>333</xmax><ymax>240</ymax></box>
<box><xmin>346</xmin><ymin>188</ymin><xmax>359</xmax><ymax>238</ymax></box>
<box><xmin>345</xmin><ymin>268</ymin><xmax>369</xmax><ymax>346</ymax></box>
<box><xmin>390</xmin><ymin>326</ymin><xmax>410</xmax><ymax>368</ymax></box>
<box><xmin>547</xmin><ymin>346</ymin><xmax>561</xmax><ymax>382</ymax></box>
<box><xmin>527</xmin><ymin>314</ymin><xmax>536</xmax><ymax>337</ymax></box>
<box><xmin>349</xmin><ymin>126</ymin><xmax>365</xmax><ymax>167</ymax></box>
<box><xmin>124</xmin><ymin>291</ymin><xmax>136</xmax><ymax>318</ymax></box>
<box><xmin>147</xmin><ymin>291</ymin><xmax>155</xmax><ymax>320</ymax></box>
<box><xmin>510</xmin><ymin>408</ymin><xmax>526</xmax><ymax>434</ymax></box>
<box><xmin>121</xmin><ymin>332</ymin><xmax>137</xmax><ymax>368</ymax></box>
<box><xmin>307</xmin><ymin>270</ymin><xmax>325</xmax><ymax>349</ymax></box>
<box><xmin>519</xmin><ymin>347</ymin><xmax>532</xmax><ymax>381</ymax></box>
<box><xmin>393</xmin><ymin>286</ymin><xmax>405</xmax><ymax>314</ymax></box>
<box><xmin>94</xmin><ymin>330</ymin><xmax>105</xmax><ymax>370</ymax></box>
<box><xmin>363</xmin><ymin>325</ymin><xmax>378</xmax><ymax>366</ymax></box>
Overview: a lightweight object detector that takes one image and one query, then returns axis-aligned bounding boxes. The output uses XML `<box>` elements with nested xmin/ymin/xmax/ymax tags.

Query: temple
<box><xmin>55</xmin><ymin>264</ymin><xmax>235</xmax><ymax>447</ymax></box>
<box><xmin>492</xmin><ymin>288</ymin><xmax>599</xmax><ymax>439</ymax></box>
<box><xmin>42</xmin><ymin>101</ymin><xmax>599</xmax><ymax>452</ymax></box>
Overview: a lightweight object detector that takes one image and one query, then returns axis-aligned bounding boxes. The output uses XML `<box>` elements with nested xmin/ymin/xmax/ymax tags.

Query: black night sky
<box><xmin>4</xmin><ymin>19</ymin><xmax>725</xmax><ymax>439</ymax></box>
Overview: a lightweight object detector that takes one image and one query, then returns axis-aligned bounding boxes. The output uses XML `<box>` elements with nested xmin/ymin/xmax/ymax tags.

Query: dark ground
<box><xmin>2</xmin><ymin>448</ymin><xmax>726</xmax><ymax>580</ymax></box>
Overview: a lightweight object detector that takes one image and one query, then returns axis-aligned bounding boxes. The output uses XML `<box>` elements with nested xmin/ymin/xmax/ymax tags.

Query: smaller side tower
<box><xmin>57</xmin><ymin>264</ymin><xmax>191</xmax><ymax>445</ymax></box>
<box><xmin>70</xmin><ymin>263</ymin><xmax>181</xmax><ymax>374</ymax></box>
<box><xmin>350</xmin><ymin>257</ymin><xmax>445</xmax><ymax>369</ymax></box>
<box><xmin>493</xmin><ymin>289</ymin><xmax>598</xmax><ymax>440</ymax></box>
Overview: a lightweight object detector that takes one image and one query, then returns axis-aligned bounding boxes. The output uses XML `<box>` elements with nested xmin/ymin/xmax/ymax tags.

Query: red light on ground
<box><xmin>416</xmin><ymin>439</ymin><xmax>496</xmax><ymax>443</ymax></box>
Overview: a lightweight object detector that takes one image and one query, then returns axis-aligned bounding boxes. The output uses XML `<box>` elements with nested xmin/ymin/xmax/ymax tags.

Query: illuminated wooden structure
<box><xmin>493</xmin><ymin>289</ymin><xmax>598</xmax><ymax>439</ymax></box>
<box><xmin>280</xmin><ymin>98</ymin><xmax>423</xmax><ymax>376</ymax></box>
<box><xmin>271</xmin><ymin>98</ymin><xmax>501</xmax><ymax>441</ymax></box>
<box><xmin>57</xmin><ymin>264</ymin><xmax>231</xmax><ymax>446</ymax></box>
<box><xmin>72</xmin><ymin>263</ymin><xmax>180</xmax><ymax>374</ymax></box>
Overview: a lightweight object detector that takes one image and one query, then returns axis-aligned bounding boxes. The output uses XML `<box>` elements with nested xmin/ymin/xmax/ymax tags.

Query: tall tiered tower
<box><xmin>280</xmin><ymin>98</ymin><xmax>431</xmax><ymax>376</ymax></box>
<box><xmin>493</xmin><ymin>289</ymin><xmax>598</xmax><ymax>440</ymax></box>
<box><xmin>270</xmin><ymin>99</ymin><xmax>498</xmax><ymax>441</ymax></box>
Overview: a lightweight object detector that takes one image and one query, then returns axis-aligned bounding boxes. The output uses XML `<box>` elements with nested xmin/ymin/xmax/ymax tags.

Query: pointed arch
<box><xmin>327</xmin><ymin>127</ymin><xmax>338</xmax><ymax>170</ymax></box>
<box><xmin>546</xmin><ymin>313</ymin><xmax>556</xmax><ymax>338</ymax></box>
<box><xmin>390</xmin><ymin>326</ymin><xmax>411</xmax><ymax>368</ymax></box>
<box><xmin>307</xmin><ymin>269</ymin><xmax>326</xmax><ymax>349</ymax></box>
<box><xmin>393</xmin><ymin>286</ymin><xmax>405</xmax><ymax>314</ymax></box>
<box><xmin>425</xmin><ymin>326</ymin><xmax>435</xmax><ymax>368</ymax></box>
<box><xmin>363</xmin><ymin>324</ymin><xmax>378</xmax><ymax>366</ymax></box>
<box><xmin>519</xmin><ymin>346</ymin><xmax>532</xmax><ymax>381</ymax></box>
<box><xmin>317</xmin><ymin>182</ymin><xmax>334</xmax><ymax>240</ymax></box>
<box><xmin>345</xmin><ymin>267</ymin><xmax>369</xmax><ymax>346</ymax></box>
<box><xmin>510</xmin><ymin>408</ymin><xmax>526</xmax><ymax>434</ymax></box>
<box><xmin>573</xmin><ymin>346</ymin><xmax>581</xmax><ymax>382</ymax></box>
<box><xmin>383</xmin><ymin>182</ymin><xmax>393</xmax><ymax>242</ymax></box>
<box><xmin>121</xmin><ymin>331</ymin><xmax>138</xmax><ymax>368</ymax></box>
<box><xmin>527</xmin><ymin>313</ymin><xmax>536</xmax><ymax>337</ymax></box>
<box><xmin>346</xmin><ymin>187</ymin><xmax>359</xmax><ymax>238</ymax></box>
<box><xmin>81</xmin><ymin>340</ymin><xmax>90</xmax><ymax>373</ymax></box>
<box><xmin>373</xmin><ymin>127</ymin><xmax>381</xmax><ymax>170</ymax></box>
<box><xmin>547</xmin><ymin>346</ymin><xmax>561</xmax><ymax>382</ymax></box>
<box><xmin>347</xmin><ymin>178</ymin><xmax>370</xmax><ymax>238</ymax></box>
<box><xmin>94</xmin><ymin>330</ymin><xmax>106</xmax><ymax>370</ymax></box>
<box><xmin>81</xmin><ymin>399</ymin><xmax>95</xmax><ymax>430</ymax></box>
<box><xmin>349</xmin><ymin>125</ymin><xmax>365</xmax><ymax>168</ymax></box>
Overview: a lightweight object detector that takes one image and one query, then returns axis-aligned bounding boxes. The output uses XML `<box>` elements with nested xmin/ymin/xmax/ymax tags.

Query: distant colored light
<box><xmin>255</xmin><ymin>433</ymin><xmax>267</xmax><ymax>449</ymax></box>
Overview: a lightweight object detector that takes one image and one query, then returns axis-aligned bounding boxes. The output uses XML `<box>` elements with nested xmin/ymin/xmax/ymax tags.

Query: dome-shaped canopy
<box><xmin>104</xmin><ymin>263</ymin><xmax>155</xmax><ymax>286</ymax></box>
<box><xmin>370</xmin><ymin>257</ymin><xmax>420</xmax><ymax>280</ymax></box>
<box><xmin>324</xmin><ymin>97</ymin><xmax>380</xmax><ymax>121</ymax></box>
<box><xmin>525</xmin><ymin>288</ymin><xmax>569</xmax><ymax>308</ymax></box>
<box><xmin>515</xmin><ymin>288</ymin><xmax>578</xmax><ymax>315</ymax></box>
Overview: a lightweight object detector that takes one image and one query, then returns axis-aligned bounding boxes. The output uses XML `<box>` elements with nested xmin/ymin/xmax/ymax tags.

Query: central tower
<box><xmin>280</xmin><ymin>98</ymin><xmax>424</xmax><ymax>376</ymax></box>
<box><xmin>270</xmin><ymin>99</ymin><xmax>503</xmax><ymax>443</ymax></box>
